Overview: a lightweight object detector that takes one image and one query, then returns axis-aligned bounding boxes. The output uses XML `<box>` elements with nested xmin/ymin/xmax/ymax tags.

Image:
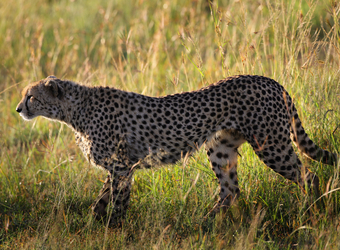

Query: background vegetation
<box><xmin>1</xmin><ymin>0</ymin><xmax>340</xmax><ymax>248</ymax></box>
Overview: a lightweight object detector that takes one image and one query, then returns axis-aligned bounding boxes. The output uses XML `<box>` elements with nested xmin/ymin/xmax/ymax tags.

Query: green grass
<box><xmin>1</xmin><ymin>0</ymin><xmax>340</xmax><ymax>248</ymax></box>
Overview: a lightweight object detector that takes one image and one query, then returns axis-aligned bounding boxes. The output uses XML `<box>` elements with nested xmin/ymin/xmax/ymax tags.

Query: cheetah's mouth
<box><xmin>19</xmin><ymin>109</ymin><xmax>34</xmax><ymax>121</ymax></box>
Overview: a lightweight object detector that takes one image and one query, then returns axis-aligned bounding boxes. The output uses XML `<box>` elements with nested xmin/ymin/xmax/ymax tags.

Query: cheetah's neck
<box><xmin>59</xmin><ymin>81</ymin><xmax>91</xmax><ymax>133</ymax></box>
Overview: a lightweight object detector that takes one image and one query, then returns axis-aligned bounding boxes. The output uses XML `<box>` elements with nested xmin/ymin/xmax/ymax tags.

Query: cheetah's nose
<box><xmin>16</xmin><ymin>107</ymin><xmax>22</xmax><ymax>113</ymax></box>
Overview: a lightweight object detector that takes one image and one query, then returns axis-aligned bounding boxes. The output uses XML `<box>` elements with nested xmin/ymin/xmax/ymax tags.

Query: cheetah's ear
<box><xmin>45</xmin><ymin>79</ymin><xmax>60</xmax><ymax>98</ymax></box>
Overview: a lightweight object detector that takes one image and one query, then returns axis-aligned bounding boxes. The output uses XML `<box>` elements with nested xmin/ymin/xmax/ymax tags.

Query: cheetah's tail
<box><xmin>289</xmin><ymin>103</ymin><xmax>338</xmax><ymax>166</ymax></box>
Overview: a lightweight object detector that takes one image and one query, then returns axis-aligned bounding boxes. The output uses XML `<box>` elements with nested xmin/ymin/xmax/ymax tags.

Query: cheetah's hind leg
<box><xmin>205</xmin><ymin>129</ymin><xmax>246</xmax><ymax>215</ymax></box>
<box><xmin>248</xmin><ymin>137</ymin><xmax>320</xmax><ymax>197</ymax></box>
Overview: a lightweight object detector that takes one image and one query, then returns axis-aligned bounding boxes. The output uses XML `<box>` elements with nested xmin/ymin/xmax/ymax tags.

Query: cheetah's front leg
<box><xmin>92</xmin><ymin>172</ymin><xmax>132</xmax><ymax>225</ymax></box>
<box><xmin>91</xmin><ymin>172</ymin><xmax>112</xmax><ymax>221</ymax></box>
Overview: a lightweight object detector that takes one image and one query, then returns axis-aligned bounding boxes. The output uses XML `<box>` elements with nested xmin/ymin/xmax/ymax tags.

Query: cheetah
<box><xmin>16</xmin><ymin>75</ymin><xmax>337</xmax><ymax>224</ymax></box>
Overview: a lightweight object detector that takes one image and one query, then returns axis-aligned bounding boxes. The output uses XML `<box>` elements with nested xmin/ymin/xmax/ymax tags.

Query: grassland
<box><xmin>1</xmin><ymin>0</ymin><xmax>340</xmax><ymax>249</ymax></box>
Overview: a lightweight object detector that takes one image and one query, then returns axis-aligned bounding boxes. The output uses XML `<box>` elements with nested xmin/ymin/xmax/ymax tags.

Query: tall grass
<box><xmin>1</xmin><ymin>0</ymin><xmax>340</xmax><ymax>248</ymax></box>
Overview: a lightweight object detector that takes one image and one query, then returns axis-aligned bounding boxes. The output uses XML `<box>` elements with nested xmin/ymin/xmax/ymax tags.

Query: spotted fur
<box><xmin>16</xmin><ymin>75</ymin><xmax>337</xmax><ymax>224</ymax></box>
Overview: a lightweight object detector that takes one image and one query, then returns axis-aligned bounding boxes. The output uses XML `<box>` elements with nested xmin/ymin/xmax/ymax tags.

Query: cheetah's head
<box><xmin>16</xmin><ymin>76</ymin><xmax>65</xmax><ymax>121</ymax></box>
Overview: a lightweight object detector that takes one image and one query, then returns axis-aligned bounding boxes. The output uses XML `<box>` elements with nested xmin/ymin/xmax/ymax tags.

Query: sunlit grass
<box><xmin>1</xmin><ymin>0</ymin><xmax>340</xmax><ymax>249</ymax></box>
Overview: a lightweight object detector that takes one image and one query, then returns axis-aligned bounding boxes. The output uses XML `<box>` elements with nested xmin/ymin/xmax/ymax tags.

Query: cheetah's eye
<box><xmin>27</xmin><ymin>95</ymin><xmax>33</xmax><ymax>100</ymax></box>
